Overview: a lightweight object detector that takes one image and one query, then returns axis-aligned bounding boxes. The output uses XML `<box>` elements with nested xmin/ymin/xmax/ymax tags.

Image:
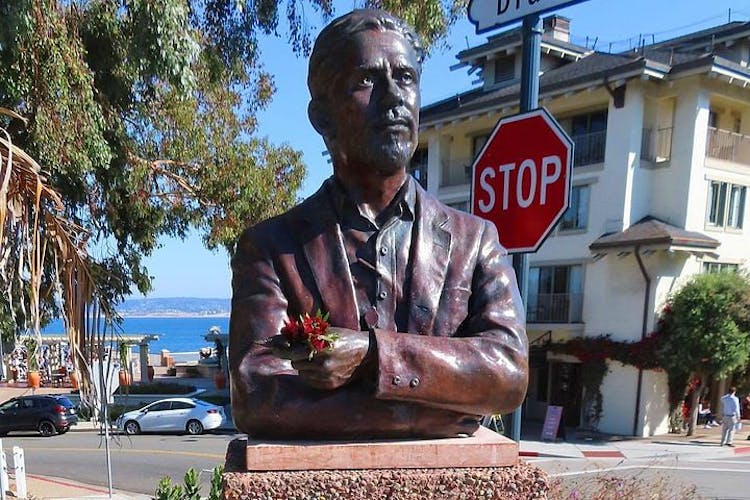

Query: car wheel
<box><xmin>38</xmin><ymin>420</ymin><xmax>57</xmax><ymax>437</ymax></box>
<box><xmin>124</xmin><ymin>420</ymin><xmax>141</xmax><ymax>435</ymax></box>
<box><xmin>186</xmin><ymin>419</ymin><xmax>204</xmax><ymax>435</ymax></box>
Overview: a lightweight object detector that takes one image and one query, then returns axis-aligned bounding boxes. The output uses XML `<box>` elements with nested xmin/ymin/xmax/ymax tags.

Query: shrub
<box><xmin>196</xmin><ymin>394</ymin><xmax>230</xmax><ymax>407</ymax></box>
<box><xmin>115</xmin><ymin>382</ymin><xmax>195</xmax><ymax>395</ymax></box>
<box><xmin>107</xmin><ymin>403</ymin><xmax>144</xmax><ymax>421</ymax></box>
<box><xmin>154</xmin><ymin>465</ymin><xmax>224</xmax><ymax>500</ymax></box>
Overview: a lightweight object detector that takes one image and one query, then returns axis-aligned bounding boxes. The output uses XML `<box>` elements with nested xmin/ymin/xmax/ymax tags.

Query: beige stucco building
<box><xmin>414</xmin><ymin>17</ymin><xmax>750</xmax><ymax>436</ymax></box>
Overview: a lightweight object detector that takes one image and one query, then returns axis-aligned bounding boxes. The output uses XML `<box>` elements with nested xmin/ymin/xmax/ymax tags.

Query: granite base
<box><xmin>223</xmin><ymin>463</ymin><xmax>549</xmax><ymax>499</ymax></box>
<box><xmin>223</xmin><ymin>428</ymin><xmax>549</xmax><ymax>499</ymax></box>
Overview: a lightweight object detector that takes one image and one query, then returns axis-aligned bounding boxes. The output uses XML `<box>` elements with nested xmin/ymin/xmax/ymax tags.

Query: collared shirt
<box><xmin>721</xmin><ymin>393</ymin><xmax>740</xmax><ymax>416</ymax></box>
<box><xmin>327</xmin><ymin>176</ymin><xmax>416</xmax><ymax>333</ymax></box>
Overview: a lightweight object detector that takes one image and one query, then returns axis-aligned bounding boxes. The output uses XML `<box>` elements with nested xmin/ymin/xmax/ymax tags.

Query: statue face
<box><xmin>322</xmin><ymin>29</ymin><xmax>420</xmax><ymax>176</ymax></box>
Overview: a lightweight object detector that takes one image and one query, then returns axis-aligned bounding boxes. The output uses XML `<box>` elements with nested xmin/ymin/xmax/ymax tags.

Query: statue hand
<box><xmin>291</xmin><ymin>328</ymin><xmax>373</xmax><ymax>390</ymax></box>
<box><xmin>261</xmin><ymin>335</ymin><xmax>313</xmax><ymax>362</ymax></box>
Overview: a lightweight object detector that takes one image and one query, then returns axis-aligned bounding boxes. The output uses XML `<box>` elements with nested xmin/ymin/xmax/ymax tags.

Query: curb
<box><xmin>520</xmin><ymin>450</ymin><xmax>583</xmax><ymax>459</ymax></box>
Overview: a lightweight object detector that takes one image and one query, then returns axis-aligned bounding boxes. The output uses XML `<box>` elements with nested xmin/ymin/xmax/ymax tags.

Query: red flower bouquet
<box><xmin>280</xmin><ymin>310</ymin><xmax>339</xmax><ymax>360</ymax></box>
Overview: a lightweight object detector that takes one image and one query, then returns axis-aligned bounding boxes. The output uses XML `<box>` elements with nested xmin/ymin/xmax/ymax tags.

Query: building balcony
<box><xmin>527</xmin><ymin>292</ymin><xmax>583</xmax><ymax>324</ymax></box>
<box><xmin>641</xmin><ymin>127</ymin><xmax>673</xmax><ymax>163</ymax></box>
<box><xmin>572</xmin><ymin>130</ymin><xmax>606</xmax><ymax>166</ymax></box>
<box><xmin>440</xmin><ymin>157</ymin><xmax>472</xmax><ymax>188</ymax></box>
<box><xmin>706</xmin><ymin>127</ymin><xmax>750</xmax><ymax>165</ymax></box>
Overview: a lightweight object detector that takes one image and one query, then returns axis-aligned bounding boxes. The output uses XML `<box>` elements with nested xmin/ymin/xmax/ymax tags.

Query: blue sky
<box><xmin>140</xmin><ymin>0</ymin><xmax>750</xmax><ymax>299</ymax></box>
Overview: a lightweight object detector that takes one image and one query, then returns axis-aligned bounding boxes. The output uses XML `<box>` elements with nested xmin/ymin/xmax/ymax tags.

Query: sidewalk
<box><xmin>7</xmin><ymin>473</ymin><xmax>150</xmax><ymax>499</ymax></box>
<box><xmin>519</xmin><ymin>420</ymin><xmax>750</xmax><ymax>460</ymax></box>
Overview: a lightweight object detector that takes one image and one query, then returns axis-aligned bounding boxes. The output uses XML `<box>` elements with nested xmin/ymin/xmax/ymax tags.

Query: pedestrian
<box><xmin>720</xmin><ymin>386</ymin><xmax>741</xmax><ymax>447</ymax></box>
<box><xmin>699</xmin><ymin>399</ymin><xmax>719</xmax><ymax>428</ymax></box>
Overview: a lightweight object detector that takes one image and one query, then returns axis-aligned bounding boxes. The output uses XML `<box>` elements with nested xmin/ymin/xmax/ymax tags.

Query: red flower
<box><xmin>281</xmin><ymin>318</ymin><xmax>304</xmax><ymax>342</ymax></box>
<box><xmin>280</xmin><ymin>310</ymin><xmax>337</xmax><ymax>359</ymax></box>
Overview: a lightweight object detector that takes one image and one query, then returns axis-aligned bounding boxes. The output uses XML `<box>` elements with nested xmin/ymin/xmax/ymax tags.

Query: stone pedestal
<box><xmin>223</xmin><ymin>428</ymin><xmax>549</xmax><ymax>499</ymax></box>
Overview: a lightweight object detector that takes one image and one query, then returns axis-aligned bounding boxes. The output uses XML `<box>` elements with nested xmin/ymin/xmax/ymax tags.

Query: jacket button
<box><xmin>409</xmin><ymin>377</ymin><xmax>420</xmax><ymax>388</ymax></box>
<box><xmin>392</xmin><ymin>376</ymin><xmax>401</xmax><ymax>386</ymax></box>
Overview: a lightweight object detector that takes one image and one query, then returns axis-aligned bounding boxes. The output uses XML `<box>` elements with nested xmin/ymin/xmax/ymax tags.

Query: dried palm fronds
<box><xmin>1</xmin><ymin>109</ymin><xmax>112</xmax><ymax>403</ymax></box>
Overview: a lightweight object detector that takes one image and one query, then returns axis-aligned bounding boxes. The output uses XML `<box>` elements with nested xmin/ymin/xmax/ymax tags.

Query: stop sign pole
<box><xmin>507</xmin><ymin>13</ymin><xmax>543</xmax><ymax>444</ymax></box>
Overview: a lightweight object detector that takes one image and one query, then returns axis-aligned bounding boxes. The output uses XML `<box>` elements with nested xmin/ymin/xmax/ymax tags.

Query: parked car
<box><xmin>115</xmin><ymin>397</ymin><xmax>224</xmax><ymax>435</ymax></box>
<box><xmin>0</xmin><ymin>395</ymin><xmax>79</xmax><ymax>437</ymax></box>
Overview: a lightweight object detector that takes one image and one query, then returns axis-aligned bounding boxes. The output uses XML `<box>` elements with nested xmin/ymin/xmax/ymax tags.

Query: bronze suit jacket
<box><xmin>230</xmin><ymin>178</ymin><xmax>528</xmax><ymax>439</ymax></box>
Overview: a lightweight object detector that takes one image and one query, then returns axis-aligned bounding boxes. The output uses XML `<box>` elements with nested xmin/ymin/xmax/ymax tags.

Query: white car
<box><xmin>116</xmin><ymin>398</ymin><xmax>224</xmax><ymax>435</ymax></box>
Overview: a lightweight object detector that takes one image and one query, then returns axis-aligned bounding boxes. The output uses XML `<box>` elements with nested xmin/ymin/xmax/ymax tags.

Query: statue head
<box><xmin>307</xmin><ymin>9</ymin><xmax>425</xmax><ymax>178</ymax></box>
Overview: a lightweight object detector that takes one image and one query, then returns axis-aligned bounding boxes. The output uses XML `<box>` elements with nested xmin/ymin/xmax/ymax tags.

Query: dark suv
<box><xmin>0</xmin><ymin>395</ymin><xmax>79</xmax><ymax>436</ymax></box>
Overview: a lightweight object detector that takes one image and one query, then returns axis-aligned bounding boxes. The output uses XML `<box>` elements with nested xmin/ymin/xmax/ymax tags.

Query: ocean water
<box><xmin>42</xmin><ymin>317</ymin><xmax>230</xmax><ymax>353</ymax></box>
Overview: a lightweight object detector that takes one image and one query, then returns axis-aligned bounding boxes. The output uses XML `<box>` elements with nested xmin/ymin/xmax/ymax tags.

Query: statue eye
<box><xmin>395</xmin><ymin>69</ymin><xmax>416</xmax><ymax>85</ymax></box>
<box><xmin>356</xmin><ymin>73</ymin><xmax>374</xmax><ymax>87</ymax></box>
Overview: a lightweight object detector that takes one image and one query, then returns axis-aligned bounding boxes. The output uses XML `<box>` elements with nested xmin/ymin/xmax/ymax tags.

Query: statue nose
<box><xmin>380</xmin><ymin>76</ymin><xmax>403</xmax><ymax>107</ymax></box>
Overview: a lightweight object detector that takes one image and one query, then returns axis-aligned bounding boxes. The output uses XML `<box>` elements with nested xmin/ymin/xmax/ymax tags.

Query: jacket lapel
<box><xmin>408</xmin><ymin>186</ymin><xmax>451</xmax><ymax>335</ymax></box>
<box><xmin>293</xmin><ymin>185</ymin><xmax>360</xmax><ymax>330</ymax></box>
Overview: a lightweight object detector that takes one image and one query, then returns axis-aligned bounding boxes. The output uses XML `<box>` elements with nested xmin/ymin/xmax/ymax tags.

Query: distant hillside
<box><xmin>119</xmin><ymin>297</ymin><xmax>230</xmax><ymax>317</ymax></box>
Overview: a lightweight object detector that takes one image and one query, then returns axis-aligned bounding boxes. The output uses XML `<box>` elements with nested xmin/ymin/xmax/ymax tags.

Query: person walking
<box><xmin>720</xmin><ymin>386</ymin><xmax>741</xmax><ymax>447</ymax></box>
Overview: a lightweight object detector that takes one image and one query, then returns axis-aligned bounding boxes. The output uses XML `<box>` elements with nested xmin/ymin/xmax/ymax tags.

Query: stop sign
<box><xmin>471</xmin><ymin>108</ymin><xmax>573</xmax><ymax>253</ymax></box>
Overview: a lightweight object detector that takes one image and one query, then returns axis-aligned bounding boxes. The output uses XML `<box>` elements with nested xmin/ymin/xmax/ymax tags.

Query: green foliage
<box><xmin>118</xmin><ymin>342</ymin><xmax>129</xmax><ymax>368</ymax></box>
<box><xmin>371</xmin><ymin>0</ymin><xmax>469</xmax><ymax>52</ymax></box>
<box><xmin>22</xmin><ymin>336</ymin><xmax>39</xmax><ymax>371</ymax></box>
<box><xmin>209</xmin><ymin>465</ymin><xmax>224</xmax><ymax>500</ymax></box>
<box><xmin>0</xmin><ymin>1</ymin><xmax>465</xmax><ymax>315</ymax></box>
<box><xmin>579</xmin><ymin>360</ymin><xmax>608</xmax><ymax>430</ymax></box>
<box><xmin>115</xmin><ymin>382</ymin><xmax>196</xmax><ymax>394</ymax></box>
<box><xmin>0</xmin><ymin>0</ymin><xmax>308</xmax><ymax>308</ymax></box>
<box><xmin>155</xmin><ymin>476</ymin><xmax>184</xmax><ymax>500</ymax></box>
<box><xmin>155</xmin><ymin>465</ymin><xmax>224</xmax><ymax>500</ymax></box>
<box><xmin>182</xmin><ymin>468</ymin><xmax>200</xmax><ymax>500</ymax></box>
<box><xmin>106</xmin><ymin>403</ymin><xmax>144</xmax><ymax>420</ymax></box>
<box><xmin>658</xmin><ymin>272</ymin><xmax>750</xmax><ymax>380</ymax></box>
<box><xmin>196</xmin><ymin>394</ymin><xmax>231</xmax><ymax>406</ymax></box>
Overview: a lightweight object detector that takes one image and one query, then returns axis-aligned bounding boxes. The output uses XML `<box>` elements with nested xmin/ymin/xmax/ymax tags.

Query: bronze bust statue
<box><xmin>229</xmin><ymin>8</ymin><xmax>528</xmax><ymax>440</ymax></box>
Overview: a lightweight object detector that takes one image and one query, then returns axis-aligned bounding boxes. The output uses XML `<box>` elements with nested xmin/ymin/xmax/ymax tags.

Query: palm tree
<box><xmin>1</xmin><ymin>108</ymin><xmax>112</xmax><ymax>398</ymax></box>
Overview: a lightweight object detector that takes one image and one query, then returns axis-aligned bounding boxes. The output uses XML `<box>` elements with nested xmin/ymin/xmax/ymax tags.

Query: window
<box><xmin>171</xmin><ymin>401</ymin><xmax>195</xmax><ymax>410</ymax></box>
<box><xmin>0</xmin><ymin>400</ymin><xmax>20</xmax><ymax>411</ymax></box>
<box><xmin>527</xmin><ymin>264</ymin><xmax>583</xmax><ymax>323</ymax></box>
<box><xmin>494</xmin><ymin>56</ymin><xmax>515</xmax><ymax>84</ymax></box>
<box><xmin>559</xmin><ymin>185</ymin><xmax>590</xmax><ymax>231</ymax></box>
<box><xmin>472</xmin><ymin>134</ymin><xmax>490</xmax><ymax>158</ymax></box>
<box><xmin>148</xmin><ymin>402</ymin><xmax>171</xmax><ymax>412</ymax></box>
<box><xmin>706</xmin><ymin>180</ymin><xmax>746</xmax><ymax>230</ymax></box>
<box><xmin>703</xmin><ymin>262</ymin><xmax>739</xmax><ymax>274</ymax></box>
<box><xmin>570</xmin><ymin>111</ymin><xmax>607</xmax><ymax>166</ymax></box>
<box><xmin>409</xmin><ymin>148</ymin><xmax>428</xmax><ymax>189</ymax></box>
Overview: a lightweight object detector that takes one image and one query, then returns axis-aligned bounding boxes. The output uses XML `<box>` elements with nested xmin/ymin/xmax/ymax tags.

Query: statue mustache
<box><xmin>374</xmin><ymin>109</ymin><xmax>414</xmax><ymax>127</ymax></box>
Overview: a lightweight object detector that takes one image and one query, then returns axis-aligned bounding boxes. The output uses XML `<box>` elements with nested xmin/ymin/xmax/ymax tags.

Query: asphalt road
<box><xmin>3</xmin><ymin>428</ymin><xmax>749</xmax><ymax>498</ymax></box>
<box><xmin>533</xmin><ymin>454</ymin><xmax>750</xmax><ymax>499</ymax></box>
<box><xmin>0</xmin><ymin>429</ymin><xmax>240</xmax><ymax>495</ymax></box>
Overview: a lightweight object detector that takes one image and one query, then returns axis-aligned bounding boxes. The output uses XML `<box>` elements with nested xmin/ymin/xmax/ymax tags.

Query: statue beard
<box><xmin>366</xmin><ymin>136</ymin><xmax>415</xmax><ymax>176</ymax></box>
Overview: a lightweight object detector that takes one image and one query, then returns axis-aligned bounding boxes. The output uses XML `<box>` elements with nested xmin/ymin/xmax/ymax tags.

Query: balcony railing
<box><xmin>440</xmin><ymin>157</ymin><xmax>472</xmax><ymax>188</ymax></box>
<box><xmin>527</xmin><ymin>292</ymin><xmax>583</xmax><ymax>323</ymax></box>
<box><xmin>641</xmin><ymin>127</ymin><xmax>673</xmax><ymax>163</ymax></box>
<box><xmin>572</xmin><ymin>130</ymin><xmax>606</xmax><ymax>166</ymax></box>
<box><xmin>706</xmin><ymin>127</ymin><xmax>750</xmax><ymax>165</ymax></box>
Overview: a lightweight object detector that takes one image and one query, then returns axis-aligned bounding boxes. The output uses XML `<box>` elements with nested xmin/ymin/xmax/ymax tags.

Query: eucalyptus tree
<box><xmin>0</xmin><ymin>0</ymin><xmax>465</xmax><ymax>321</ymax></box>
